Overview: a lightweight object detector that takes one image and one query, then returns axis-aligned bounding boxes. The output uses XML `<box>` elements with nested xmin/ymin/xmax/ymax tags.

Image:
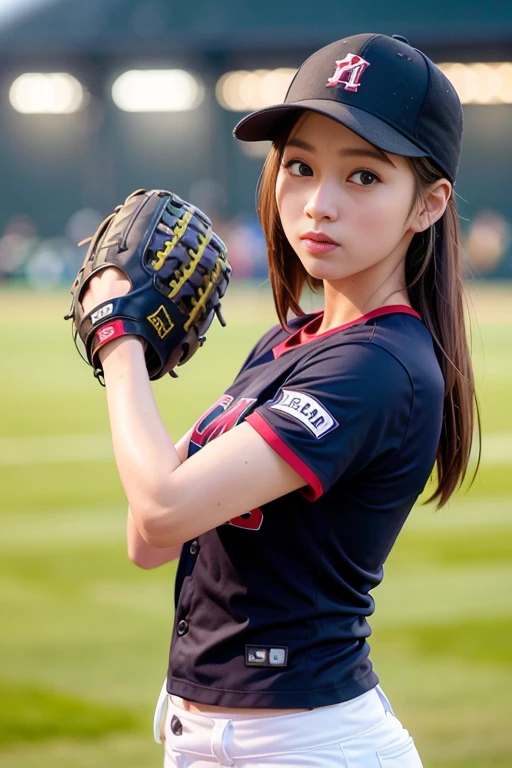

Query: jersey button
<box><xmin>189</xmin><ymin>540</ymin><xmax>199</xmax><ymax>555</ymax></box>
<box><xmin>177</xmin><ymin>619</ymin><xmax>189</xmax><ymax>637</ymax></box>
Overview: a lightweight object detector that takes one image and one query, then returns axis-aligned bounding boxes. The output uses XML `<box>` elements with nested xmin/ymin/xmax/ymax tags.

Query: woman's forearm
<box><xmin>100</xmin><ymin>337</ymin><xmax>181</xmax><ymax>536</ymax></box>
<box><xmin>127</xmin><ymin>508</ymin><xmax>182</xmax><ymax>568</ymax></box>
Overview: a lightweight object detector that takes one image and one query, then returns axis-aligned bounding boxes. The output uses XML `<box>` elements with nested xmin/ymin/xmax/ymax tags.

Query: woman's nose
<box><xmin>303</xmin><ymin>183</ymin><xmax>339</xmax><ymax>221</ymax></box>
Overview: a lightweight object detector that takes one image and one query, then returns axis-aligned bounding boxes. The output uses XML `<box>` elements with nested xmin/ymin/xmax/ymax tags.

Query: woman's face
<box><xmin>275</xmin><ymin>112</ymin><xmax>419</xmax><ymax>285</ymax></box>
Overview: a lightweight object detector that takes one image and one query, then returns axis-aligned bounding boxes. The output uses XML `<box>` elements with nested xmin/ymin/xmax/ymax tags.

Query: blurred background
<box><xmin>0</xmin><ymin>1</ymin><xmax>511</xmax><ymax>766</ymax></box>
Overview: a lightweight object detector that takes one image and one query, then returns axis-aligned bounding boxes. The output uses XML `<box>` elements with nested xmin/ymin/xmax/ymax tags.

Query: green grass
<box><xmin>0</xmin><ymin>681</ymin><xmax>139</xmax><ymax>746</ymax></box>
<box><xmin>0</xmin><ymin>286</ymin><xmax>511</xmax><ymax>767</ymax></box>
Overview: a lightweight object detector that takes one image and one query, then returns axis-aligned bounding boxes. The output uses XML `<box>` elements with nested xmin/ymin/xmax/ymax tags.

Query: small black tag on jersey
<box><xmin>245</xmin><ymin>645</ymin><xmax>288</xmax><ymax>667</ymax></box>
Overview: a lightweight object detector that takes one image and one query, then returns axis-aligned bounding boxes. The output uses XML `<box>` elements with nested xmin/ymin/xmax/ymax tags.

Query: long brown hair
<box><xmin>257</xmin><ymin>120</ymin><xmax>480</xmax><ymax>508</ymax></box>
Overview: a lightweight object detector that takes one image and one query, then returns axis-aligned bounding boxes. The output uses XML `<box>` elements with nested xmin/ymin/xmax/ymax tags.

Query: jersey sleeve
<box><xmin>245</xmin><ymin>342</ymin><xmax>414</xmax><ymax>500</ymax></box>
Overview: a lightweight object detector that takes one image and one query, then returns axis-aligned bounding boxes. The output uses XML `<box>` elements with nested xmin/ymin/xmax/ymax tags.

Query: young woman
<box><xmin>81</xmin><ymin>33</ymin><xmax>477</xmax><ymax>768</ymax></box>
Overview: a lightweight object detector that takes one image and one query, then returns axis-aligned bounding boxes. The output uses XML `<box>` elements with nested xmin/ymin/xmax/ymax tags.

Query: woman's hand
<box><xmin>80</xmin><ymin>267</ymin><xmax>145</xmax><ymax>363</ymax></box>
<box><xmin>80</xmin><ymin>267</ymin><xmax>131</xmax><ymax>316</ymax></box>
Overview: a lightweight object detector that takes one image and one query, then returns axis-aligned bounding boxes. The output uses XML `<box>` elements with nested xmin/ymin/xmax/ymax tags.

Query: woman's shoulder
<box><xmin>369</xmin><ymin>311</ymin><xmax>444</xmax><ymax>387</ymax></box>
<box><xmin>310</xmin><ymin>310</ymin><xmax>440</xmax><ymax>369</ymax></box>
<box><xmin>293</xmin><ymin>311</ymin><xmax>444</xmax><ymax>403</ymax></box>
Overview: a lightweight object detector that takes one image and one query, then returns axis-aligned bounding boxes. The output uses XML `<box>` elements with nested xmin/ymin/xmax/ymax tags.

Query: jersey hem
<box><xmin>246</xmin><ymin>411</ymin><xmax>324</xmax><ymax>500</ymax></box>
<box><xmin>167</xmin><ymin>670</ymin><xmax>380</xmax><ymax>710</ymax></box>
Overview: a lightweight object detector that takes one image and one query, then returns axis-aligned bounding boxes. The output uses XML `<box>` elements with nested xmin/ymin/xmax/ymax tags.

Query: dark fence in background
<box><xmin>0</xmin><ymin>0</ymin><xmax>510</xmax><ymax>285</ymax></box>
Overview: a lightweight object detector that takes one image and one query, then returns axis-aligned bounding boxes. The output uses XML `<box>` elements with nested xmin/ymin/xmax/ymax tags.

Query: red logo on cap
<box><xmin>326</xmin><ymin>54</ymin><xmax>370</xmax><ymax>92</ymax></box>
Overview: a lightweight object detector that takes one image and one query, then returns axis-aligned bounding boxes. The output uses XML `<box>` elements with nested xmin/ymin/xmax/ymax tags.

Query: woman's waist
<box><xmin>170</xmin><ymin>695</ymin><xmax>308</xmax><ymax>717</ymax></box>
<box><xmin>164</xmin><ymin>686</ymin><xmax>395</xmax><ymax>759</ymax></box>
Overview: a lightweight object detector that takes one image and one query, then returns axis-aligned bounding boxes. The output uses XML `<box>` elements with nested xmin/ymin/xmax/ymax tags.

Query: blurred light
<box><xmin>216</xmin><ymin>68</ymin><xmax>296</xmax><ymax>111</ymax></box>
<box><xmin>465</xmin><ymin>209</ymin><xmax>510</xmax><ymax>274</ymax></box>
<box><xmin>0</xmin><ymin>0</ymin><xmax>54</xmax><ymax>29</ymax></box>
<box><xmin>9</xmin><ymin>73</ymin><xmax>84</xmax><ymax>114</ymax></box>
<box><xmin>438</xmin><ymin>62</ymin><xmax>512</xmax><ymax>104</ymax></box>
<box><xmin>112</xmin><ymin>70</ymin><xmax>204</xmax><ymax>112</ymax></box>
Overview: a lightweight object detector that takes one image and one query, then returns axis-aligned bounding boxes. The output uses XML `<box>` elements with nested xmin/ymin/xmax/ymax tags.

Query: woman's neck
<box><xmin>317</xmin><ymin>281</ymin><xmax>411</xmax><ymax>334</ymax></box>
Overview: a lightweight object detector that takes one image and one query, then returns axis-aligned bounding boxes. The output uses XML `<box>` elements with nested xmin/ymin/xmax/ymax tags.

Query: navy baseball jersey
<box><xmin>166</xmin><ymin>305</ymin><xmax>445</xmax><ymax>708</ymax></box>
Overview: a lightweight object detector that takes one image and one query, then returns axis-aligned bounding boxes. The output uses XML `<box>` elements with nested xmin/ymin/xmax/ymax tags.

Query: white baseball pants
<box><xmin>157</xmin><ymin>685</ymin><xmax>423</xmax><ymax>767</ymax></box>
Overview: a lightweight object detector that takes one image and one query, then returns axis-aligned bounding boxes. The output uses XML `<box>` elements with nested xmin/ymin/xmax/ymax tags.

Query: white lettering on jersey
<box><xmin>270</xmin><ymin>389</ymin><xmax>338</xmax><ymax>438</ymax></box>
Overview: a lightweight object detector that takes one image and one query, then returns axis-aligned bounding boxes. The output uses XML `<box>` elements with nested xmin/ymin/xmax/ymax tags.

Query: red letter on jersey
<box><xmin>190</xmin><ymin>396</ymin><xmax>263</xmax><ymax>530</ymax></box>
<box><xmin>191</xmin><ymin>396</ymin><xmax>256</xmax><ymax>449</ymax></box>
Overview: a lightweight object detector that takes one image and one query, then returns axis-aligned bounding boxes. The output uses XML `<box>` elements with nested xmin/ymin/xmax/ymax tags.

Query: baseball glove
<box><xmin>65</xmin><ymin>189</ymin><xmax>231</xmax><ymax>383</ymax></box>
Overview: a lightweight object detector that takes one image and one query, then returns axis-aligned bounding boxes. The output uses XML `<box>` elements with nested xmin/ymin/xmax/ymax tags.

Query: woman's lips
<box><xmin>300</xmin><ymin>238</ymin><xmax>339</xmax><ymax>254</ymax></box>
<box><xmin>300</xmin><ymin>231</ymin><xmax>339</xmax><ymax>254</ymax></box>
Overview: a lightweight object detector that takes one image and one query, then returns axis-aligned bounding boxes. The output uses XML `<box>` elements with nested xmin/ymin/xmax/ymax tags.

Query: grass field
<box><xmin>0</xmin><ymin>284</ymin><xmax>511</xmax><ymax>768</ymax></box>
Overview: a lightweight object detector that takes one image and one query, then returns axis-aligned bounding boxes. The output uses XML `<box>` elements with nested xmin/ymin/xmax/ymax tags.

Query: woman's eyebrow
<box><xmin>340</xmin><ymin>148</ymin><xmax>396</xmax><ymax>168</ymax></box>
<box><xmin>285</xmin><ymin>138</ymin><xmax>316</xmax><ymax>152</ymax></box>
<box><xmin>285</xmin><ymin>138</ymin><xmax>396</xmax><ymax>168</ymax></box>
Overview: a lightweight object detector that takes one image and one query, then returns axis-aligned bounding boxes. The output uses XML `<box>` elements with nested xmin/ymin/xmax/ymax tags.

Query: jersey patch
<box><xmin>245</xmin><ymin>645</ymin><xmax>289</xmax><ymax>668</ymax></box>
<box><xmin>270</xmin><ymin>389</ymin><xmax>338</xmax><ymax>438</ymax></box>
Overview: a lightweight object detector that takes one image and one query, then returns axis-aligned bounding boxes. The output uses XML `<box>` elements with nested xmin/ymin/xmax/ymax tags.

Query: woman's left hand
<box><xmin>80</xmin><ymin>267</ymin><xmax>131</xmax><ymax>316</ymax></box>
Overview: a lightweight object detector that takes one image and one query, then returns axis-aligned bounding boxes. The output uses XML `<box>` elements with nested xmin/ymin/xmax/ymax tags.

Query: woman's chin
<box><xmin>302</xmin><ymin>264</ymin><xmax>350</xmax><ymax>282</ymax></box>
<box><xmin>296</xmin><ymin>252</ymin><xmax>351</xmax><ymax>283</ymax></box>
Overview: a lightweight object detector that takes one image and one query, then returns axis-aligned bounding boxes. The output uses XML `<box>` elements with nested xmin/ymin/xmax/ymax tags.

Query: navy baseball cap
<box><xmin>233</xmin><ymin>33</ymin><xmax>463</xmax><ymax>184</ymax></box>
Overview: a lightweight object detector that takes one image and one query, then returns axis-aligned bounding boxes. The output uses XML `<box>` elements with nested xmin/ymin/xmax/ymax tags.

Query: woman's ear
<box><xmin>410</xmin><ymin>179</ymin><xmax>452</xmax><ymax>233</ymax></box>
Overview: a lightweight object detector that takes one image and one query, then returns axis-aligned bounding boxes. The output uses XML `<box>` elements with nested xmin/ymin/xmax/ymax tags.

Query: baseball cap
<box><xmin>233</xmin><ymin>33</ymin><xmax>463</xmax><ymax>184</ymax></box>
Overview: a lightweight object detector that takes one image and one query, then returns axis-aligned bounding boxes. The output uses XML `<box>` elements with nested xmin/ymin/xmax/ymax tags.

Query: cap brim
<box><xmin>233</xmin><ymin>100</ymin><xmax>428</xmax><ymax>159</ymax></box>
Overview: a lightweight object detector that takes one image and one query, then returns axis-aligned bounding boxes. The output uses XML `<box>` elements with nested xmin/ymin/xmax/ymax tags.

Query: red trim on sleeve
<box><xmin>273</xmin><ymin>304</ymin><xmax>422</xmax><ymax>360</ymax></box>
<box><xmin>246</xmin><ymin>411</ymin><xmax>324</xmax><ymax>501</ymax></box>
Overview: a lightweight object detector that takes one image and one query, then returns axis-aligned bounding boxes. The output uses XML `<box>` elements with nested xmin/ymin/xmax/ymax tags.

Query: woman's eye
<box><xmin>350</xmin><ymin>170</ymin><xmax>379</xmax><ymax>186</ymax></box>
<box><xmin>284</xmin><ymin>160</ymin><xmax>313</xmax><ymax>177</ymax></box>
